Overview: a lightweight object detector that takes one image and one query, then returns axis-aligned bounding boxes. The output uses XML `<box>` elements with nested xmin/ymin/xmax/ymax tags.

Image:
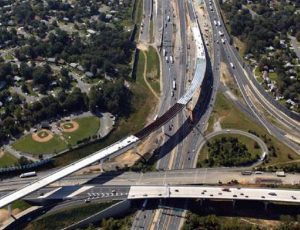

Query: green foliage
<box><xmin>204</xmin><ymin>136</ymin><xmax>259</xmax><ymax>167</ymax></box>
<box><xmin>183</xmin><ymin>213</ymin><xmax>263</xmax><ymax>230</ymax></box>
<box><xmin>100</xmin><ymin>216</ymin><xmax>133</xmax><ymax>230</ymax></box>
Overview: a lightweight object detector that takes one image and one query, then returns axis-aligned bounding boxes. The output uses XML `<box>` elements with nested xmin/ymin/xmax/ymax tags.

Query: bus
<box><xmin>20</xmin><ymin>171</ymin><xmax>37</xmax><ymax>178</ymax></box>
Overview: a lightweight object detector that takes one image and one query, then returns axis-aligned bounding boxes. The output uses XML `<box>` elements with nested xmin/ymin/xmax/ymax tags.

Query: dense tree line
<box><xmin>204</xmin><ymin>137</ymin><xmax>259</xmax><ymax>167</ymax></box>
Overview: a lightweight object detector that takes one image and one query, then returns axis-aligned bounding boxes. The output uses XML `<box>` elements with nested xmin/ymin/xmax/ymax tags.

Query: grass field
<box><xmin>62</xmin><ymin>116</ymin><xmax>100</xmax><ymax>146</ymax></box>
<box><xmin>0</xmin><ymin>152</ymin><xmax>18</xmax><ymax>167</ymax></box>
<box><xmin>146</xmin><ymin>46</ymin><xmax>160</xmax><ymax>95</ymax></box>
<box><xmin>12</xmin><ymin>134</ymin><xmax>67</xmax><ymax>155</ymax></box>
<box><xmin>198</xmin><ymin>134</ymin><xmax>262</xmax><ymax>167</ymax></box>
<box><xmin>206</xmin><ymin>92</ymin><xmax>300</xmax><ymax>166</ymax></box>
<box><xmin>54</xmin><ymin>49</ymin><xmax>158</xmax><ymax>166</ymax></box>
<box><xmin>25</xmin><ymin>201</ymin><xmax>116</xmax><ymax>230</ymax></box>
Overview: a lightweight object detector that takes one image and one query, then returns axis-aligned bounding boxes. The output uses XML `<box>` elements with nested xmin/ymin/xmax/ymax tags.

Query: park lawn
<box><xmin>0</xmin><ymin>152</ymin><xmax>18</xmax><ymax>167</ymax></box>
<box><xmin>198</xmin><ymin>134</ymin><xmax>262</xmax><ymax>167</ymax></box>
<box><xmin>12</xmin><ymin>134</ymin><xmax>67</xmax><ymax>155</ymax></box>
<box><xmin>63</xmin><ymin>116</ymin><xmax>100</xmax><ymax>146</ymax></box>
<box><xmin>146</xmin><ymin>46</ymin><xmax>161</xmax><ymax>94</ymax></box>
<box><xmin>207</xmin><ymin>92</ymin><xmax>300</xmax><ymax>166</ymax></box>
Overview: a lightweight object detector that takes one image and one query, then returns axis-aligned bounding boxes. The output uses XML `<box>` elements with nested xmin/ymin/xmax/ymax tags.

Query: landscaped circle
<box><xmin>32</xmin><ymin>129</ymin><xmax>53</xmax><ymax>143</ymax></box>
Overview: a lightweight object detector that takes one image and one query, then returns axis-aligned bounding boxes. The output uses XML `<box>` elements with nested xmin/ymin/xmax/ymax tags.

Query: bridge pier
<box><xmin>264</xmin><ymin>201</ymin><xmax>269</xmax><ymax>211</ymax></box>
<box><xmin>7</xmin><ymin>204</ymin><xmax>12</xmax><ymax>215</ymax></box>
<box><xmin>232</xmin><ymin>200</ymin><xmax>236</xmax><ymax>209</ymax></box>
<box><xmin>199</xmin><ymin>199</ymin><xmax>203</xmax><ymax>206</ymax></box>
<box><xmin>99</xmin><ymin>159</ymin><xmax>104</xmax><ymax>172</ymax></box>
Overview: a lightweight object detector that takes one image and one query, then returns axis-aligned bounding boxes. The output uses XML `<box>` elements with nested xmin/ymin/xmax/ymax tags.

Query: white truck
<box><xmin>167</xmin><ymin>15</ymin><xmax>170</xmax><ymax>22</ymax></box>
<box><xmin>221</xmin><ymin>38</ymin><xmax>225</xmax><ymax>44</ymax></box>
<box><xmin>218</xmin><ymin>30</ymin><xmax>224</xmax><ymax>36</ymax></box>
<box><xmin>163</xmin><ymin>48</ymin><xmax>166</xmax><ymax>56</ymax></box>
<box><xmin>20</xmin><ymin>171</ymin><xmax>37</xmax><ymax>178</ymax></box>
<box><xmin>165</xmin><ymin>56</ymin><xmax>169</xmax><ymax>63</ymax></box>
<box><xmin>172</xmin><ymin>80</ymin><xmax>176</xmax><ymax>90</ymax></box>
<box><xmin>169</xmin><ymin>55</ymin><xmax>174</xmax><ymax>64</ymax></box>
<box><xmin>217</xmin><ymin>20</ymin><xmax>221</xmax><ymax>27</ymax></box>
<box><xmin>230</xmin><ymin>62</ymin><xmax>234</xmax><ymax>68</ymax></box>
<box><xmin>213</xmin><ymin>20</ymin><xmax>217</xmax><ymax>26</ymax></box>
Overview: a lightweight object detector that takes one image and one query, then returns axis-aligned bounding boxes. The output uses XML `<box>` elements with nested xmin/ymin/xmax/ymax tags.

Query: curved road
<box><xmin>198</xmin><ymin>129</ymin><xmax>269</xmax><ymax>160</ymax></box>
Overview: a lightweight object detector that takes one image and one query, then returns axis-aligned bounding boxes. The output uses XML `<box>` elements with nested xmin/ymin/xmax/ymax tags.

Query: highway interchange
<box><xmin>1</xmin><ymin>0</ymin><xmax>300</xmax><ymax>229</ymax></box>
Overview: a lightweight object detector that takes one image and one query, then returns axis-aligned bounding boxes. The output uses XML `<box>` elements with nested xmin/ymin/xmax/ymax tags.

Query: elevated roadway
<box><xmin>128</xmin><ymin>185</ymin><xmax>300</xmax><ymax>204</ymax></box>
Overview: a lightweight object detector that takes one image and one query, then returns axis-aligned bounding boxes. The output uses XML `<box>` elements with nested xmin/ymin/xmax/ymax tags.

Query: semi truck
<box><xmin>20</xmin><ymin>171</ymin><xmax>37</xmax><ymax>178</ymax></box>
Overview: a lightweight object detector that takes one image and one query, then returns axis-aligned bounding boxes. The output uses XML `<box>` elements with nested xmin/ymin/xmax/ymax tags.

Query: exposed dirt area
<box><xmin>0</xmin><ymin>149</ymin><xmax>4</xmax><ymax>158</ymax></box>
<box><xmin>32</xmin><ymin>129</ymin><xmax>53</xmax><ymax>142</ymax></box>
<box><xmin>60</xmin><ymin>121</ymin><xmax>79</xmax><ymax>133</ymax></box>
<box><xmin>137</xmin><ymin>43</ymin><xmax>149</xmax><ymax>51</ymax></box>
<box><xmin>0</xmin><ymin>208</ymin><xmax>20</xmax><ymax>225</ymax></box>
<box><xmin>220</xmin><ymin>62</ymin><xmax>241</xmax><ymax>98</ymax></box>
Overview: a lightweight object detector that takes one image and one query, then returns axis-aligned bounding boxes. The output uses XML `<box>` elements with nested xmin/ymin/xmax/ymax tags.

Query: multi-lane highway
<box><xmin>204</xmin><ymin>0</ymin><xmax>300</xmax><ymax>153</ymax></box>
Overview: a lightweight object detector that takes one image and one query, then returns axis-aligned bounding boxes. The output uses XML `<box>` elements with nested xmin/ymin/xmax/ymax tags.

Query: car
<box><xmin>84</xmin><ymin>199</ymin><xmax>90</xmax><ymax>203</ymax></box>
<box><xmin>292</xmin><ymin>196</ymin><xmax>297</xmax><ymax>200</ymax></box>
<box><xmin>268</xmin><ymin>192</ymin><xmax>277</xmax><ymax>196</ymax></box>
<box><xmin>240</xmin><ymin>193</ymin><xmax>244</xmax><ymax>196</ymax></box>
<box><xmin>143</xmin><ymin>194</ymin><xmax>148</xmax><ymax>197</ymax></box>
<box><xmin>261</xmin><ymin>196</ymin><xmax>265</xmax><ymax>198</ymax></box>
<box><xmin>201</xmin><ymin>192</ymin><xmax>205</xmax><ymax>195</ymax></box>
<box><xmin>218</xmin><ymin>192</ymin><xmax>222</xmax><ymax>195</ymax></box>
<box><xmin>112</xmin><ymin>189</ymin><xmax>116</xmax><ymax>193</ymax></box>
<box><xmin>175</xmin><ymin>189</ymin><xmax>179</xmax><ymax>192</ymax></box>
<box><xmin>210</xmin><ymin>194</ymin><xmax>214</xmax><ymax>197</ymax></box>
<box><xmin>222</xmin><ymin>188</ymin><xmax>231</xmax><ymax>192</ymax></box>
<box><xmin>233</xmin><ymin>195</ymin><xmax>237</xmax><ymax>197</ymax></box>
<box><xmin>245</xmin><ymin>195</ymin><xmax>249</xmax><ymax>198</ymax></box>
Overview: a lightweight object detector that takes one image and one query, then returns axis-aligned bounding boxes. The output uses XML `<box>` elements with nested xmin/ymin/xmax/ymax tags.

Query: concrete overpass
<box><xmin>128</xmin><ymin>185</ymin><xmax>300</xmax><ymax>204</ymax></box>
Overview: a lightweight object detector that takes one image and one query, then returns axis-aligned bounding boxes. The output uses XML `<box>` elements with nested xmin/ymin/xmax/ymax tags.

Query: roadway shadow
<box><xmin>151</xmin><ymin>54</ymin><xmax>214</xmax><ymax>168</ymax></box>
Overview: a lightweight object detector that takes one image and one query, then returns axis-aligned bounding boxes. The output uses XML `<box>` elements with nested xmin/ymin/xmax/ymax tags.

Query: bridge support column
<box><xmin>7</xmin><ymin>204</ymin><xmax>12</xmax><ymax>215</ymax></box>
<box><xmin>199</xmin><ymin>199</ymin><xmax>203</xmax><ymax>206</ymax></box>
<box><xmin>264</xmin><ymin>201</ymin><xmax>269</xmax><ymax>211</ymax></box>
<box><xmin>232</xmin><ymin>200</ymin><xmax>236</xmax><ymax>209</ymax></box>
<box><xmin>99</xmin><ymin>159</ymin><xmax>104</xmax><ymax>172</ymax></box>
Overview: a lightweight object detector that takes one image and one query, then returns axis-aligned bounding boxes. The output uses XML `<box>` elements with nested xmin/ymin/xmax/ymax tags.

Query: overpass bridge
<box><xmin>22</xmin><ymin>185</ymin><xmax>300</xmax><ymax>206</ymax></box>
<box><xmin>0</xmin><ymin>18</ymin><xmax>207</xmax><ymax>208</ymax></box>
<box><xmin>128</xmin><ymin>185</ymin><xmax>300</xmax><ymax>204</ymax></box>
